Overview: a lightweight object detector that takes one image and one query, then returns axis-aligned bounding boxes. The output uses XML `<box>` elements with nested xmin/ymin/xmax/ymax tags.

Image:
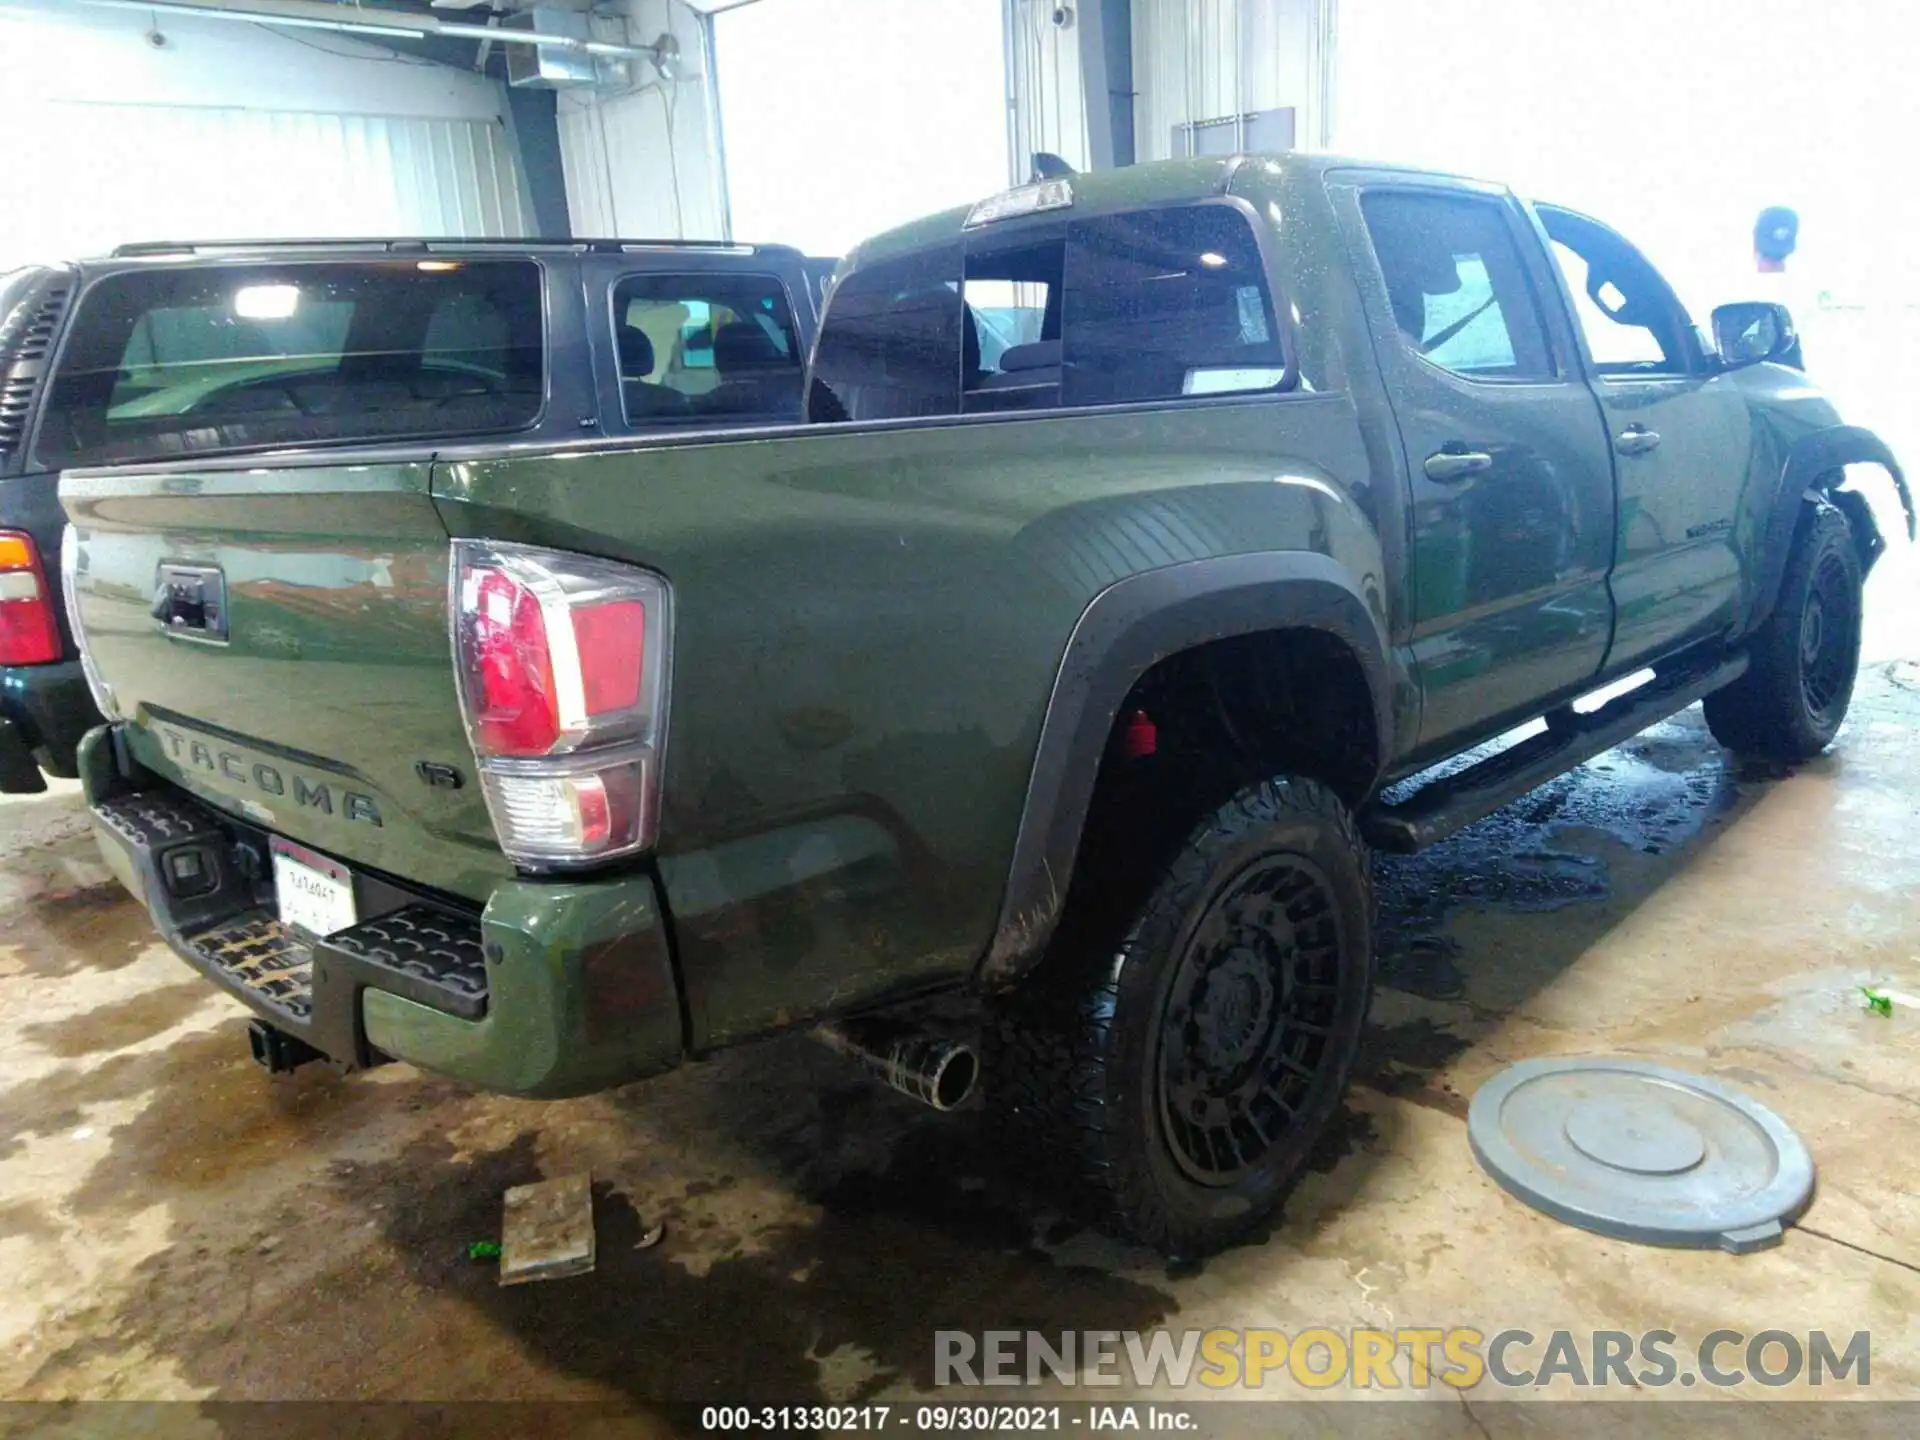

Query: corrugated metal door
<box><xmin>1130</xmin><ymin>0</ymin><xmax>1339</xmax><ymax>164</ymax></box>
<box><xmin>1003</xmin><ymin>0</ymin><xmax>1091</xmax><ymax>175</ymax></box>
<box><xmin>546</xmin><ymin>0</ymin><xmax>728</xmax><ymax>242</ymax></box>
<box><xmin>556</xmin><ymin>86</ymin><xmax>726</xmax><ymax>241</ymax></box>
<box><xmin>9</xmin><ymin>102</ymin><xmax>530</xmax><ymax>264</ymax></box>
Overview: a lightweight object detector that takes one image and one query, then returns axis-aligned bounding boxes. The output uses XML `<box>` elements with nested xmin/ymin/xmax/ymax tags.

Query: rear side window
<box><xmin>612</xmin><ymin>271</ymin><xmax>804</xmax><ymax>426</ymax></box>
<box><xmin>808</xmin><ymin>206</ymin><xmax>1289</xmax><ymax>422</ymax></box>
<box><xmin>1062</xmin><ymin>205</ymin><xmax>1285</xmax><ymax>406</ymax></box>
<box><xmin>1359</xmin><ymin>192</ymin><xmax>1554</xmax><ymax>380</ymax></box>
<box><xmin>36</xmin><ymin>260</ymin><xmax>543</xmax><ymax>468</ymax></box>
<box><xmin>808</xmin><ymin>245</ymin><xmax>963</xmax><ymax>422</ymax></box>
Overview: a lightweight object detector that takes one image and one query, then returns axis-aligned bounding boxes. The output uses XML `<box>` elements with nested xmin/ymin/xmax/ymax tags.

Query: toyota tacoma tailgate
<box><xmin>61</xmin><ymin>458</ymin><xmax>507</xmax><ymax>898</ymax></box>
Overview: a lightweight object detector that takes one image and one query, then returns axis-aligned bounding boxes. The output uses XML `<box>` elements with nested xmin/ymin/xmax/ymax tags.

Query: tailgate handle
<box><xmin>152</xmin><ymin>564</ymin><xmax>228</xmax><ymax>641</ymax></box>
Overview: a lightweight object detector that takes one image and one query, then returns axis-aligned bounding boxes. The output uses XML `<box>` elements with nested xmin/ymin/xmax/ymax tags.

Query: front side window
<box><xmin>612</xmin><ymin>272</ymin><xmax>803</xmax><ymax>426</ymax></box>
<box><xmin>808</xmin><ymin>245</ymin><xmax>963</xmax><ymax>422</ymax></box>
<box><xmin>1538</xmin><ymin>206</ymin><xmax>1696</xmax><ymax>376</ymax></box>
<box><xmin>37</xmin><ymin>260</ymin><xmax>543</xmax><ymax>468</ymax></box>
<box><xmin>1360</xmin><ymin>192</ymin><xmax>1554</xmax><ymax>381</ymax></box>
<box><xmin>1062</xmin><ymin>205</ymin><xmax>1285</xmax><ymax>406</ymax></box>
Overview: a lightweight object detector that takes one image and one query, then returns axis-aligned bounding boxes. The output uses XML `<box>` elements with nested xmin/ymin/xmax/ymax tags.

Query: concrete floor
<box><xmin>2</xmin><ymin>632</ymin><xmax>1917</xmax><ymax>1426</ymax></box>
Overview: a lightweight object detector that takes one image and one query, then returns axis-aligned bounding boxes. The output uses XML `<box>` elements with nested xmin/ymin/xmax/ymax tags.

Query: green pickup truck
<box><xmin>61</xmin><ymin>156</ymin><xmax>1911</xmax><ymax>1255</ymax></box>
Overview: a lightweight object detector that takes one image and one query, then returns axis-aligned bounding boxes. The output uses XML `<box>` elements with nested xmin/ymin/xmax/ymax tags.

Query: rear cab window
<box><xmin>1063</xmin><ymin>204</ymin><xmax>1286</xmax><ymax>405</ymax></box>
<box><xmin>36</xmin><ymin>260</ymin><xmax>544</xmax><ymax>468</ymax></box>
<box><xmin>808</xmin><ymin>197</ymin><xmax>1290</xmax><ymax>423</ymax></box>
<box><xmin>963</xmin><ymin>235</ymin><xmax>1063</xmax><ymax>413</ymax></box>
<box><xmin>612</xmin><ymin>271</ymin><xmax>805</xmax><ymax>427</ymax></box>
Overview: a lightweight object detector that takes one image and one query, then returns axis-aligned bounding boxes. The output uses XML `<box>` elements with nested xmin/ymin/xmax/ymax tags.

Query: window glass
<box><xmin>38</xmin><ymin>261</ymin><xmax>542</xmax><ymax>468</ymax></box>
<box><xmin>612</xmin><ymin>272</ymin><xmax>802</xmax><ymax>426</ymax></box>
<box><xmin>1062</xmin><ymin>205</ymin><xmax>1285</xmax><ymax>406</ymax></box>
<box><xmin>964</xmin><ymin>280</ymin><xmax>1048</xmax><ymax>370</ymax></box>
<box><xmin>808</xmin><ymin>245</ymin><xmax>962</xmax><ymax>422</ymax></box>
<box><xmin>963</xmin><ymin>235</ymin><xmax>1064</xmax><ymax>413</ymax></box>
<box><xmin>1417</xmin><ymin>256</ymin><xmax>1516</xmax><ymax>371</ymax></box>
<box><xmin>1360</xmin><ymin>193</ymin><xmax>1554</xmax><ymax>380</ymax></box>
<box><xmin>1547</xmin><ymin>236</ymin><xmax>1681</xmax><ymax>374</ymax></box>
<box><xmin>677</xmin><ymin>301</ymin><xmax>715</xmax><ymax>369</ymax></box>
<box><xmin>422</xmin><ymin>290</ymin><xmax>514</xmax><ymax>374</ymax></box>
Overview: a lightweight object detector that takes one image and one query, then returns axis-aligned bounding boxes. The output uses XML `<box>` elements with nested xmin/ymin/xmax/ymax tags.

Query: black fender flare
<box><xmin>1743</xmin><ymin>425</ymin><xmax>1912</xmax><ymax>637</ymax></box>
<box><xmin>978</xmin><ymin>551</ymin><xmax>1393</xmax><ymax>986</ymax></box>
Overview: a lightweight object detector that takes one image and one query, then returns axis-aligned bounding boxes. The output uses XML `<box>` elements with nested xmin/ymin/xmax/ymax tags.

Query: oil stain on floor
<box><xmin>3</xmin><ymin>668</ymin><xmax>1919</xmax><ymax>1404</ymax></box>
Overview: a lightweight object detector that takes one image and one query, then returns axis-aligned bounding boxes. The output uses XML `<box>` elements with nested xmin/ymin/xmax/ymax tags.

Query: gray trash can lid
<box><xmin>1467</xmin><ymin>1056</ymin><xmax>1814</xmax><ymax>1254</ymax></box>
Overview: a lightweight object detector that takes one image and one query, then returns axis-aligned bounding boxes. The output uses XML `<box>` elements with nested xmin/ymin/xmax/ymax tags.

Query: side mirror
<box><xmin>1713</xmin><ymin>301</ymin><xmax>1797</xmax><ymax>368</ymax></box>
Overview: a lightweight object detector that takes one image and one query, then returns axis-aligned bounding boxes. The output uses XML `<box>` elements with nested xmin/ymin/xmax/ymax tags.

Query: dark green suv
<box><xmin>0</xmin><ymin>235</ymin><xmax>825</xmax><ymax>793</ymax></box>
<box><xmin>61</xmin><ymin>157</ymin><xmax>1910</xmax><ymax>1255</ymax></box>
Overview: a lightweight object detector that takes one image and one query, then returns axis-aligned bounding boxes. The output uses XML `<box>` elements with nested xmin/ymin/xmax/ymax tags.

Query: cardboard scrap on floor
<box><xmin>499</xmin><ymin>1173</ymin><xmax>596</xmax><ymax>1285</ymax></box>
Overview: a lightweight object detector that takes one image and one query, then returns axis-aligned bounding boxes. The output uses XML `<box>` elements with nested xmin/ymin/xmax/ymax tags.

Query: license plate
<box><xmin>270</xmin><ymin>838</ymin><xmax>357</xmax><ymax>939</ymax></box>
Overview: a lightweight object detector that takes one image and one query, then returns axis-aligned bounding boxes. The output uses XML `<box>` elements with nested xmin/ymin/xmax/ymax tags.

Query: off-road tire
<box><xmin>1704</xmin><ymin>504</ymin><xmax>1862</xmax><ymax>761</ymax></box>
<box><xmin>987</xmin><ymin>776</ymin><xmax>1375</xmax><ymax>1256</ymax></box>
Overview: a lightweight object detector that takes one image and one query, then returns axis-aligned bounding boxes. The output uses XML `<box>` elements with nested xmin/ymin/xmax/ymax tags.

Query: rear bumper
<box><xmin>0</xmin><ymin>661</ymin><xmax>96</xmax><ymax>791</ymax></box>
<box><xmin>78</xmin><ymin>725</ymin><xmax>684</xmax><ymax>1098</ymax></box>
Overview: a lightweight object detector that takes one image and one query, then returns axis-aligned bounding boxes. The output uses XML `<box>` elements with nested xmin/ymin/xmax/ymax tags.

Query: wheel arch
<box><xmin>978</xmin><ymin>551</ymin><xmax>1392</xmax><ymax>987</ymax></box>
<box><xmin>1743</xmin><ymin>424</ymin><xmax>1913</xmax><ymax>639</ymax></box>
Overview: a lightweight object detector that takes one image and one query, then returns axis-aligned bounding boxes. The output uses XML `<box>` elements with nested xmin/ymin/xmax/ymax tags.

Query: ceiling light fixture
<box><xmin>233</xmin><ymin>284</ymin><xmax>300</xmax><ymax>320</ymax></box>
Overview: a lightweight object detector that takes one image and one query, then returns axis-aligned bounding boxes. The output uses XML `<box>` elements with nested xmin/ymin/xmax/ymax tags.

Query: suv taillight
<box><xmin>451</xmin><ymin>541</ymin><xmax>671</xmax><ymax>869</ymax></box>
<box><xmin>0</xmin><ymin>531</ymin><xmax>61</xmax><ymax>666</ymax></box>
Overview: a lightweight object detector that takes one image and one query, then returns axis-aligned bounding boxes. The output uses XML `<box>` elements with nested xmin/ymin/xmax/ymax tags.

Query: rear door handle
<box><xmin>1423</xmin><ymin>449</ymin><xmax>1493</xmax><ymax>483</ymax></box>
<box><xmin>1616</xmin><ymin>426</ymin><xmax>1662</xmax><ymax>456</ymax></box>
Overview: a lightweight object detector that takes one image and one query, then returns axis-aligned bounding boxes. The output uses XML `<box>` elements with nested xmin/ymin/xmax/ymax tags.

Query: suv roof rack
<box><xmin>110</xmin><ymin>237</ymin><xmax>800</xmax><ymax>259</ymax></box>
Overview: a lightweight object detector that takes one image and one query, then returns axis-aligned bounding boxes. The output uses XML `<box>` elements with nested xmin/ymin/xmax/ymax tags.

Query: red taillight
<box><xmin>468</xmin><ymin>568</ymin><xmax>560</xmax><ymax>756</ymax></box>
<box><xmin>571</xmin><ymin>598</ymin><xmax>647</xmax><ymax>716</ymax></box>
<box><xmin>452</xmin><ymin>542</ymin><xmax>671</xmax><ymax>869</ymax></box>
<box><xmin>0</xmin><ymin>532</ymin><xmax>61</xmax><ymax>667</ymax></box>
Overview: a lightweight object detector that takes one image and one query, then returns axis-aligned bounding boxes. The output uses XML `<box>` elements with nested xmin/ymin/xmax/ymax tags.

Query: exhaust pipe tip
<box><xmin>922</xmin><ymin>1043</ymin><xmax>980</xmax><ymax>1112</ymax></box>
<box><xmin>815</xmin><ymin>1019</ymin><xmax>979</xmax><ymax>1112</ymax></box>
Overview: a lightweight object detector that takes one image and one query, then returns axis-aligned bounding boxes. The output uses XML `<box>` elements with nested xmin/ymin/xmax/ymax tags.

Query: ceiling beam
<box><xmin>70</xmin><ymin>0</ymin><xmax>659</xmax><ymax>60</ymax></box>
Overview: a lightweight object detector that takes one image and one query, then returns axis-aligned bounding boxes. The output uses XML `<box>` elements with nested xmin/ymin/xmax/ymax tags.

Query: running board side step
<box><xmin>1360</xmin><ymin>654</ymin><xmax>1749</xmax><ymax>854</ymax></box>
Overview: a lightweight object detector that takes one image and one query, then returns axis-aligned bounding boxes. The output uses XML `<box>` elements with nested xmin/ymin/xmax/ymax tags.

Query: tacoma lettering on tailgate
<box><xmin>157</xmin><ymin>726</ymin><xmax>383</xmax><ymax>827</ymax></box>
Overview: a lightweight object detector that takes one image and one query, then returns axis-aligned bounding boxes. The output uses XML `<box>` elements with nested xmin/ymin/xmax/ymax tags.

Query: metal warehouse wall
<box><xmin>1131</xmin><ymin>0</ymin><xmax>1337</xmax><ymax>161</ymax></box>
<box><xmin>1003</xmin><ymin>0</ymin><xmax>1336</xmax><ymax>176</ymax></box>
<box><xmin>1005</xmin><ymin>0</ymin><xmax>1093</xmax><ymax>174</ymax></box>
<box><xmin>555</xmin><ymin>0</ymin><xmax>727</xmax><ymax>240</ymax></box>
<box><xmin>0</xmin><ymin>0</ymin><xmax>532</xmax><ymax>269</ymax></box>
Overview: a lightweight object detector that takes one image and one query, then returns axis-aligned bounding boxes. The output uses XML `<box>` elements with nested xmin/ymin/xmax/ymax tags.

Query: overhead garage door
<box><xmin>13</xmin><ymin>103</ymin><xmax>530</xmax><ymax>265</ymax></box>
<box><xmin>0</xmin><ymin>3</ymin><xmax>532</xmax><ymax>270</ymax></box>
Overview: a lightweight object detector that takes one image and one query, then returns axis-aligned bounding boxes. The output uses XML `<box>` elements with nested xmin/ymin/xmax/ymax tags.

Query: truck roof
<box><xmin>105</xmin><ymin>237</ymin><xmax>805</xmax><ymax>259</ymax></box>
<box><xmin>850</xmin><ymin>152</ymin><xmax>1503</xmax><ymax>268</ymax></box>
<box><xmin>62</xmin><ymin>238</ymin><xmax>813</xmax><ymax>271</ymax></box>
